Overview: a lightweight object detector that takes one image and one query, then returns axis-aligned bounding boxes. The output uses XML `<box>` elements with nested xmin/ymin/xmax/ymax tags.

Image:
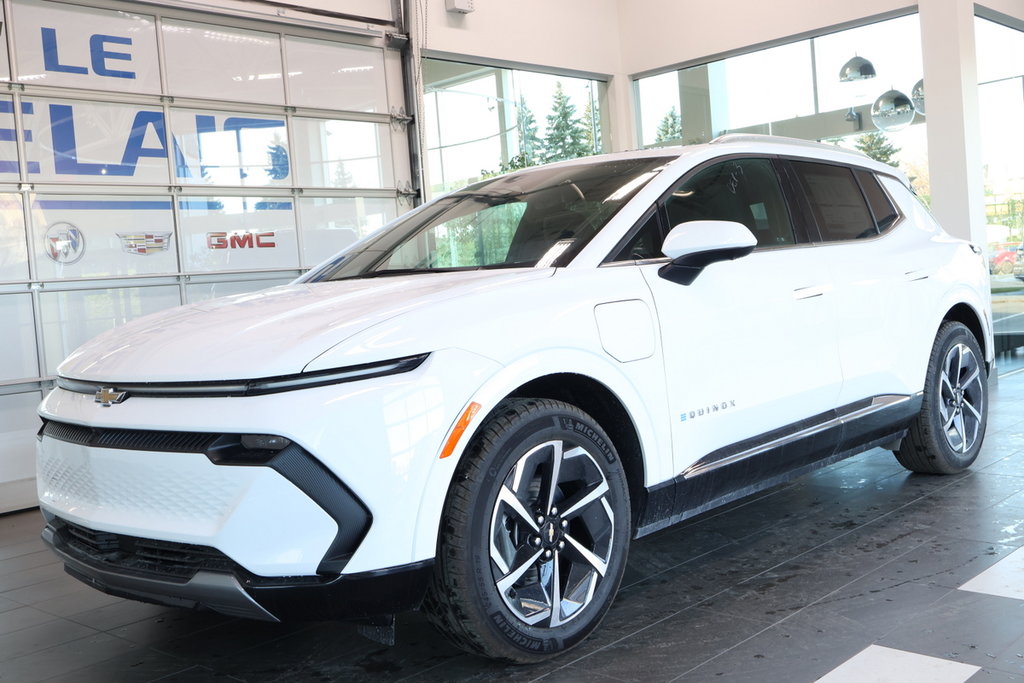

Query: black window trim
<box><xmin>778</xmin><ymin>156</ymin><xmax>906</xmax><ymax>245</ymax></box>
<box><xmin>853</xmin><ymin>167</ymin><xmax>904</xmax><ymax>236</ymax></box>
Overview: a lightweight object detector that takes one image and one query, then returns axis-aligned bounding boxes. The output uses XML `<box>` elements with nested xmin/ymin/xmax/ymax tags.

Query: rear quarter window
<box><xmin>855</xmin><ymin>169</ymin><xmax>900</xmax><ymax>233</ymax></box>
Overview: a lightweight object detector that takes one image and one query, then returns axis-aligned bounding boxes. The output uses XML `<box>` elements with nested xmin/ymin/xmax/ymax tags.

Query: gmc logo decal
<box><xmin>206</xmin><ymin>231</ymin><xmax>276</xmax><ymax>249</ymax></box>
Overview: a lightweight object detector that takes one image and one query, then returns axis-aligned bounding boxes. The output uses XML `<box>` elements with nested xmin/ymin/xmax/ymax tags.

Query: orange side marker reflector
<box><xmin>440</xmin><ymin>402</ymin><xmax>481</xmax><ymax>459</ymax></box>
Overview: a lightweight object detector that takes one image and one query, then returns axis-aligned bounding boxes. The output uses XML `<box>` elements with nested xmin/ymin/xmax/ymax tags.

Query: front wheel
<box><xmin>895</xmin><ymin>321</ymin><xmax>988</xmax><ymax>474</ymax></box>
<box><xmin>425</xmin><ymin>398</ymin><xmax>631</xmax><ymax>662</ymax></box>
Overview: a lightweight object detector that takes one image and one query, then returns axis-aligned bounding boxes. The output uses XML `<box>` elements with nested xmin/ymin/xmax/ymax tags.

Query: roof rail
<box><xmin>709</xmin><ymin>133</ymin><xmax>869</xmax><ymax>158</ymax></box>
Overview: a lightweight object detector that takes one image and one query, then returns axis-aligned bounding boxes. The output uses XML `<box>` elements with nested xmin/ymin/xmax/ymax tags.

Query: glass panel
<box><xmin>0</xmin><ymin>193</ymin><xmax>28</xmax><ymax>281</ymax></box>
<box><xmin>636</xmin><ymin>71</ymin><xmax>681</xmax><ymax>147</ymax></box>
<box><xmin>713</xmin><ymin>41</ymin><xmax>815</xmax><ymax>131</ymax></box>
<box><xmin>309</xmin><ymin>156</ymin><xmax>672</xmax><ymax>280</ymax></box>
<box><xmin>791</xmin><ymin>161</ymin><xmax>875</xmax><ymax>241</ymax></box>
<box><xmin>814</xmin><ymin>15</ymin><xmax>923</xmax><ymax>112</ymax></box>
<box><xmin>284</xmin><ymin>37</ymin><xmax>387</xmax><ymax>112</ymax></box>
<box><xmin>423</xmin><ymin>59</ymin><xmax>603</xmax><ymax>198</ymax></box>
<box><xmin>383</xmin><ymin>202</ymin><xmax>527</xmax><ymax>270</ymax></box>
<box><xmin>0</xmin><ymin>14</ymin><xmax>10</xmax><ymax>82</ymax></box>
<box><xmin>855</xmin><ymin>170</ymin><xmax>899</xmax><ymax>232</ymax></box>
<box><xmin>0</xmin><ymin>391</ymin><xmax>44</xmax><ymax>513</ymax></box>
<box><xmin>177</xmin><ymin>197</ymin><xmax>298</xmax><ymax>272</ymax></box>
<box><xmin>171</xmin><ymin>108</ymin><xmax>290</xmax><ymax>187</ymax></box>
<box><xmin>977</xmin><ymin>17</ymin><xmax>1024</xmax><ymax>365</ymax></box>
<box><xmin>292</xmin><ymin>118</ymin><xmax>393</xmax><ymax>189</ymax></box>
<box><xmin>0</xmin><ymin>293</ymin><xmax>38</xmax><ymax>381</ymax></box>
<box><xmin>161</xmin><ymin>19</ymin><xmax>283</xmax><ymax>104</ymax></box>
<box><xmin>299</xmin><ymin>196</ymin><xmax>397</xmax><ymax>267</ymax></box>
<box><xmin>185</xmin><ymin>277</ymin><xmax>292</xmax><ymax>303</ymax></box>
<box><xmin>665</xmin><ymin>159</ymin><xmax>796</xmax><ymax>247</ymax></box>
<box><xmin>39</xmin><ymin>284</ymin><xmax>181</xmax><ymax>374</ymax></box>
<box><xmin>11</xmin><ymin>0</ymin><xmax>159</xmax><ymax>94</ymax></box>
<box><xmin>0</xmin><ymin>96</ymin><xmax>21</xmax><ymax>181</ymax></box>
<box><xmin>23</xmin><ymin>97</ymin><xmax>170</xmax><ymax>184</ymax></box>
<box><xmin>612</xmin><ymin>211</ymin><xmax>662</xmax><ymax>262</ymax></box>
<box><xmin>976</xmin><ymin>18</ymin><xmax>1024</xmax><ymax>84</ymax></box>
<box><xmin>30</xmin><ymin>195</ymin><xmax>176</xmax><ymax>280</ymax></box>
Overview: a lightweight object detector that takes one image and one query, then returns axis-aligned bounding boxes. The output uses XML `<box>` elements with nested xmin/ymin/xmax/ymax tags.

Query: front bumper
<box><xmin>42</xmin><ymin>514</ymin><xmax>433</xmax><ymax>621</ymax></box>
<box><xmin>37</xmin><ymin>349</ymin><xmax>499</xmax><ymax>574</ymax></box>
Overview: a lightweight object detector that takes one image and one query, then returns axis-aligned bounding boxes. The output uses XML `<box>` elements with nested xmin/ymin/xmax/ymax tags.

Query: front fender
<box><xmin>410</xmin><ymin>346</ymin><xmax>670</xmax><ymax>564</ymax></box>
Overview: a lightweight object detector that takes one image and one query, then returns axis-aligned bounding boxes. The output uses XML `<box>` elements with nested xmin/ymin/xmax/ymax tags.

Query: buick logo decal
<box><xmin>94</xmin><ymin>387</ymin><xmax>128</xmax><ymax>407</ymax></box>
<box><xmin>44</xmin><ymin>222</ymin><xmax>86</xmax><ymax>264</ymax></box>
<box><xmin>117</xmin><ymin>232</ymin><xmax>172</xmax><ymax>255</ymax></box>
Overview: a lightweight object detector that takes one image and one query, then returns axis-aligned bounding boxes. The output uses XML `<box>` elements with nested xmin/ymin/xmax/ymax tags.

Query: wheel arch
<box><xmin>508</xmin><ymin>373</ymin><xmax>647</xmax><ymax>533</ymax></box>
<box><xmin>942</xmin><ymin>302</ymin><xmax>990</xmax><ymax>370</ymax></box>
<box><xmin>412</xmin><ymin>349</ymin><xmax>668</xmax><ymax>564</ymax></box>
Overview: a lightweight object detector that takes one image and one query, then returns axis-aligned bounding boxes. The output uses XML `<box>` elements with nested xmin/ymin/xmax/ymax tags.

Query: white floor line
<box><xmin>999</xmin><ymin>365</ymin><xmax>1024</xmax><ymax>379</ymax></box>
<box><xmin>959</xmin><ymin>544</ymin><xmax>1024</xmax><ymax>601</ymax></box>
<box><xmin>816</xmin><ymin>645</ymin><xmax>980</xmax><ymax>683</ymax></box>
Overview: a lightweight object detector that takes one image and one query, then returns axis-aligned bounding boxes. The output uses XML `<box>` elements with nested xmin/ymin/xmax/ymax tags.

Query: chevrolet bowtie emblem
<box><xmin>94</xmin><ymin>387</ymin><xmax>128</xmax><ymax>407</ymax></box>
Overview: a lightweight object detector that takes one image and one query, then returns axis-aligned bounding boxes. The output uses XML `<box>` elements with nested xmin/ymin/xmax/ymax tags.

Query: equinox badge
<box><xmin>94</xmin><ymin>387</ymin><xmax>127</xmax><ymax>407</ymax></box>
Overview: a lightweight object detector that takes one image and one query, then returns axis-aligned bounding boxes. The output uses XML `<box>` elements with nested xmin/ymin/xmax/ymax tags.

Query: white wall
<box><xmin>412</xmin><ymin>0</ymin><xmax>623</xmax><ymax>77</ymax></box>
<box><xmin>616</xmin><ymin>0</ymin><xmax>916</xmax><ymax>76</ymax></box>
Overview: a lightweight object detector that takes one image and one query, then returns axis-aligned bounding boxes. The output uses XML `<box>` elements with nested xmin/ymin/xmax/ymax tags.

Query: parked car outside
<box><xmin>1014</xmin><ymin>245</ymin><xmax>1024</xmax><ymax>281</ymax></box>
<box><xmin>990</xmin><ymin>243</ymin><xmax>1020</xmax><ymax>275</ymax></box>
<box><xmin>36</xmin><ymin>135</ymin><xmax>992</xmax><ymax>662</ymax></box>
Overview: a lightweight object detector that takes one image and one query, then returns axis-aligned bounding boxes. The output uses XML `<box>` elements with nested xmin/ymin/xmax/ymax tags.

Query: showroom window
<box><xmin>634</xmin><ymin>14</ymin><xmax>929</xmax><ymax>199</ymax></box>
<box><xmin>977</xmin><ymin>16</ymin><xmax>1024</xmax><ymax>353</ymax></box>
<box><xmin>422</xmin><ymin>59</ymin><xmax>606</xmax><ymax>198</ymax></box>
<box><xmin>0</xmin><ymin>0</ymin><xmax>412</xmax><ymax>511</ymax></box>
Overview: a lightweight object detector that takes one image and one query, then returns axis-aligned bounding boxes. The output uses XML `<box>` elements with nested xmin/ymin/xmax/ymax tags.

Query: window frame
<box><xmin>780</xmin><ymin>158</ymin><xmax>905</xmax><ymax>244</ymax></box>
<box><xmin>604</xmin><ymin>154</ymin><xmax>812</xmax><ymax>264</ymax></box>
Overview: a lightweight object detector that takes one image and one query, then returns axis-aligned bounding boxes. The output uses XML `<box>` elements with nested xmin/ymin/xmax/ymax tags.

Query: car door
<box><xmin>616</xmin><ymin>157</ymin><xmax>844</xmax><ymax>476</ymax></box>
<box><xmin>784</xmin><ymin>160</ymin><xmax>933</xmax><ymax>406</ymax></box>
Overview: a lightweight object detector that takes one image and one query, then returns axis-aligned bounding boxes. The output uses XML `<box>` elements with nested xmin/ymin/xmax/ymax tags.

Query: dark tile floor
<box><xmin>3</xmin><ymin>360</ymin><xmax>1024</xmax><ymax>682</ymax></box>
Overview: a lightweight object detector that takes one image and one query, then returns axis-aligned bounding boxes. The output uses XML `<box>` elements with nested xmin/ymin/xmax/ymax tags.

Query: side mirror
<box><xmin>659</xmin><ymin>220</ymin><xmax>757</xmax><ymax>285</ymax></box>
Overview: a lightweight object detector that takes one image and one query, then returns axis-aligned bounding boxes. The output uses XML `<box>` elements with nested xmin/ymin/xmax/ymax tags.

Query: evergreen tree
<box><xmin>654</xmin><ymin>106</ymin><xmax>683</xmax><ymax>144</ymax></box>
<box><xmin>855</xmin><ymin>131</ymin><xmax>900</xmax><ymax>167</ymax></box>
<box><xmin>541</xmin><ymin>82</ymin><xmax>590</xmax><ymax>163</ymax></box>
<box><xmin>581</xmin><ymin>97</ymin><xmax>600</xmax><ymax>154</ymax></box>
<box><xmin>515</xmin><ymin>97</ymin><xmax>543</xmax><ymax>166</ymax></box>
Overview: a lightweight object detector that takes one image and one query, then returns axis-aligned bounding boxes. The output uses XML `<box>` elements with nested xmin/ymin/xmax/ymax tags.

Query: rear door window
<box><xmin>791</xmin><ymin>161</ymin><xmax>876</xmax><ymax>242</ymax></box>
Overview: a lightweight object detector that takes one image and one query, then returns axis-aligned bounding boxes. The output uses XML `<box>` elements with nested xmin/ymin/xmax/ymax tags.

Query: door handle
<box><xmin>793</xmin><ymin>284</ymin><xmax>830</xmax><ymax>300</ymax></box>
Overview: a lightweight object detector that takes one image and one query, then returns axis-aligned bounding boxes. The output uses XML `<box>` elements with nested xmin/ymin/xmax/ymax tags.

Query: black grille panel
<box><xmin>56</xmin><ymin>518</ymin><xmax>236</xmax><ymax>581</ymax></box>
<box><xmin>42</xmin><ymin>420</ymin><xmax>218</xmax><ymax>454</ymax></box>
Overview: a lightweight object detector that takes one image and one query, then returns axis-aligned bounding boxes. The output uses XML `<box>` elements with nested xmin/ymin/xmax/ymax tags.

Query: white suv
<box><xmin>36</xmin><ymin>135</ymin><xmax>992</xmax><ymax>662</ymax></box>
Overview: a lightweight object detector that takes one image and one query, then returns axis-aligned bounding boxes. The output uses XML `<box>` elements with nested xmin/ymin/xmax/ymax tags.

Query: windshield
<box><xmin>302</xmin><ymin>156</ymin><xmax>672</xmax><ymax>282</ymax></box>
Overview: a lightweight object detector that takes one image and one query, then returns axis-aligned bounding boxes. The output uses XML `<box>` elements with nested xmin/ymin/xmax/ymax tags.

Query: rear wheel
<box><xmin>895</xmin><ymin>321</ymin><xmax>988</xmax><ymax>474</ymax></box>
<box><xmin>425</xmin><ymin>398</ymin><xmax>630</xmax><ymax>662</ymax></box>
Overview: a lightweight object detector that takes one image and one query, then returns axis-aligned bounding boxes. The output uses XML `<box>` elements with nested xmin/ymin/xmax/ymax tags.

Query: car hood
<box><xmin>57</xmin><ymin>269</ymin><xmax>552</xmax><ymax>382</ymax></box>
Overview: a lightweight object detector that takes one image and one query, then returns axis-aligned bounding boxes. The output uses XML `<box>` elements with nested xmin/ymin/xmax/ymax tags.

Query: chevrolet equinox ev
<box><xmin>36</xmin><ymin>135</ymin><xmax>992</xmax><ymax>662</ymax></box>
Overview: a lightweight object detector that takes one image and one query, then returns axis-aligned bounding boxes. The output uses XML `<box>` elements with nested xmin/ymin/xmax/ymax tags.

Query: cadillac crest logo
<box><xmin>44</xmin><ymin>222</ymin><xmax>86</xmax><ymax>264</ymax></box>
<box><xmin>94</xmin><ymin>387</ymin><xmax>128</xmax><ymax>407</ymax></box>
<box><xmin>117</xmin><ymin>232</ymin><xmax>172</xmax><ymax>255</ymax></box>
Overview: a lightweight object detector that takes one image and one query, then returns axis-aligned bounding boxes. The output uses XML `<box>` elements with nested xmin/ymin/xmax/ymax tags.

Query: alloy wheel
<box><xmin>939</xmin><ymin>342</ymin><xmax>984</xmax><ymax>453</ymax></box>
<box><xmin>488</xmin><ymin>439</ymin><xmax>615</xmax><ymax>627</ymax></box>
